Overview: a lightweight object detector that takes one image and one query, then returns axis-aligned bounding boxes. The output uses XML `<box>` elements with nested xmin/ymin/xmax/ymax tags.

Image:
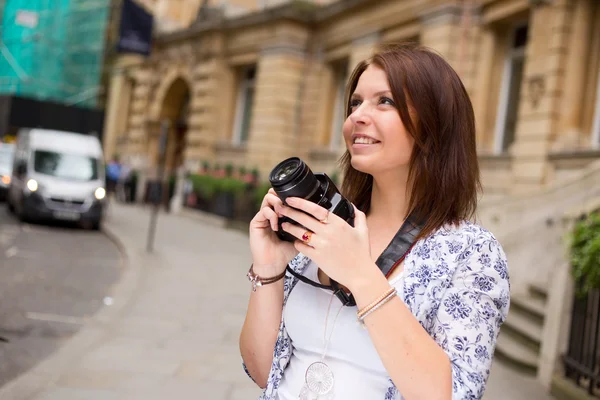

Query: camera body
<box><xmin>268</xmin><ymin>157</ymin><xmax>354</xmax><ymax>242</ymax></box>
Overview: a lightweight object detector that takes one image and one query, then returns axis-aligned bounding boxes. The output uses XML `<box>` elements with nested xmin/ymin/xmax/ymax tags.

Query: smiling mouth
<box><xmin>353</xmin><ymin>137</ymin><xmax>380</xmax><ymax>144</ymax></box>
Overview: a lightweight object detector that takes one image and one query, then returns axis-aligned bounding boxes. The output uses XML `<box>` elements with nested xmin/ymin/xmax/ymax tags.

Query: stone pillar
<box><xmin>102</xmin><ymin>55</ymin><xmax>142</xmax><ymax>161</ymax></box>
<box><xmin>183</xmin><ymin>34</ymin><xmax>230</xmax><ymax>169</ymax></box>
<box><xmin>472</xmin><ymin>27</ymin><xmax>497</xmax><ymax>151</ymax></box>
<box><xmin>419</xmin><ymin>2</ymin><xmax>463</xmax><ymax>68</ymax></box>
<box><xmin>509</xmin><ymin>1</ymin><xmax>571</xmax><ymax>194</ymax></box>
<box><xmin>347</xmin><ymin>32</ymin><xmax>380</xmax><ymax>75</ymax></box>
<box><xmin>555</xmin><ymin>0</ymin><xmax>594</xmax><ymax>150</ymax></box>
<box><xmin>245</xmin><ymin>23</ymin><xmax>310</xmax><ymax>179</ymax></box>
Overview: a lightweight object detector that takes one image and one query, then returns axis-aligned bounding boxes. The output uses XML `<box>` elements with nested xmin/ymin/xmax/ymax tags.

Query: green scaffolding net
<box><xmin>0</xmin><ymin>0</ymin><xmax>111</xmax><ymax>108</ymax></box>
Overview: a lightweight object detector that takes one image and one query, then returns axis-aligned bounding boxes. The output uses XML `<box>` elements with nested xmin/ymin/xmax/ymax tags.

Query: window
<box><xmin>494</xmin><ymin>24</ymin><xmax>528</xmax><ymax>153</ymax></box>
<box><xmin>34</xmin><ymin>151</ymin><xmax>98</xmax><ymax>181</ymax></box>
<box><xmin>592</xmin><ymin>64</ymin><xmax>600</xmax><ymax>148</ymax></box>
<box><xmin>232</xmin><ymin>66</ymin><xmax>256</xmax><ymax>144</ymax></box>
<box><xmin>329</xmin><ymin>62</ymin><xmax>348</xmax><ymax>150</ymax></box>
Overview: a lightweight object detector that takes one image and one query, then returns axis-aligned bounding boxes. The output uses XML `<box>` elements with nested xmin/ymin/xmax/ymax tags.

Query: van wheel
<box><xmin>91</xmin><ymin>220</ymin><xmax>102</xmax><ymax>231</ymax></box>
<box><xmin>82</xmin><ymin>219</ymin><xmax>101</xmax><ymax>231</ymax></box>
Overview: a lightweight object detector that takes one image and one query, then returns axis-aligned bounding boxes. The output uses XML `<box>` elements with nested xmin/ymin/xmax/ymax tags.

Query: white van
<box><xmin>7</xmin><ymin>129</ymin><xmax>106</xmax><ymax>229</ymax></box>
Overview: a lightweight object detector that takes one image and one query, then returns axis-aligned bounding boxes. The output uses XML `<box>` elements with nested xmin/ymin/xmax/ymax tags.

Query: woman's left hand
<box><xmin>276</xmin><ymin>197</ymin><xmax>375</xmax><ymax>290</ymax></box>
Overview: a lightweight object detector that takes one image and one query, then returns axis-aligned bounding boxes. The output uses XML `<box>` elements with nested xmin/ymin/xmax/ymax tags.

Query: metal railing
<box><xmin>564</xmin><ymin>287</ymin><xmax>600</xmax><ymax>397</ymax></box>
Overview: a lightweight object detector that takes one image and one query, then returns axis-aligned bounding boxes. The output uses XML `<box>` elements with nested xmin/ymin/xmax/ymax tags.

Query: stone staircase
<box><xmin>495</xmin><ymin>284</ymin><xmax>547</xmax><ymax>376</ymax></box>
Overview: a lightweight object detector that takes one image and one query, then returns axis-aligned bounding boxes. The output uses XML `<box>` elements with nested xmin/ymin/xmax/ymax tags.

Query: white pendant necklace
<box><xmin>299</xmin><ymin>291</ymin><xmax>344</xmax><ymax>400</ymax></box>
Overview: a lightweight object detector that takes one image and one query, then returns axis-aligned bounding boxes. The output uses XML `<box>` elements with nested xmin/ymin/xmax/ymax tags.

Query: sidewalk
<box><xmin>0</xmin><ymin>203</ymin><xmax>553</xmax><ymax>400</ymax></box>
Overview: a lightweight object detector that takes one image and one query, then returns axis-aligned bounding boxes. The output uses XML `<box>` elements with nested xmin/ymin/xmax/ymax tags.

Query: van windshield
<box><xmin>0</xmin><ymin>148</ymin><xmax>13</xmax><ymax>170</ymax></box>
<box><xmin>34</xmin><ymin>151</ymin><xmax>98</xmax><ymax>181</ymax></box>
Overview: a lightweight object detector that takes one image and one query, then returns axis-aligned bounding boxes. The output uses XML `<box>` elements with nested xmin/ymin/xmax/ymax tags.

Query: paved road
<box><xmin>0</xmin><ymin>205</ymin><xmax>122</xmax><ymax>388</ymax></box>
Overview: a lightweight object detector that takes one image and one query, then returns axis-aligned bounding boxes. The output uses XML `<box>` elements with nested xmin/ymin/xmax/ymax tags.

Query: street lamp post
<box><xmin>146</xmin><ymin>119</ymin><xmax>169</xmax><ymax>253</ymax></box>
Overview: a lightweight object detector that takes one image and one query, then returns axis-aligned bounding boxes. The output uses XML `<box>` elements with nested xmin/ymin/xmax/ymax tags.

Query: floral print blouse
<box><xmin>243</xmin><ymin>221</ymin><xmax>511</xmax><ymax>399</ymax></box>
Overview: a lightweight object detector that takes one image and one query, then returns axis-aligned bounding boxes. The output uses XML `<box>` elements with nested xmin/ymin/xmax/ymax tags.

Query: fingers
<box><xmin>255</xmin><ymin>190</ymin><xmax>283</xmax><ymax>231</ymax></box>
<box><xmin>275</xmin><ymin>203</ymin><xmax>322</xmax><ymax>234</ymax></box>
<box><xmin>260</xmin><ymin>192</ymin><xmax>283</xmax><ymax>210</ymax></box>
<box><xmin>281</xmin><ymin>222</ymin><xmax>317</xmax><ymax>247</ymax></box>
<box><xmin>285</xmin><ymin>197</ymin><xmax>331</xmax><ymax>223</ymax></box>
<box><xmin>352</xmin><ymin>204</ymin><xmax>367</xmax><ymax>229</ymax></box>
<box><xmin>261</xmin><ymin>206</ymin><xmax>279</xmax><ymax>231</ymax></box>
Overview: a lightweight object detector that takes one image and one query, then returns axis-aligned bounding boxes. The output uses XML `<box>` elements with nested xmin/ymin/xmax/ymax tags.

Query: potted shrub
<box><xmin>569</xmin><ymin>211</ymin><xmax>600</xmax><ymax>297</ymax></box>
<box><xmin>200</xmin><ymin>161</ymin><xmax>210</xmax><ymax>175</ymax></box>
<box><xmin>212</xmin><ymin>177</ymin><xmax>246</xmax><ymax>219</ymax></box>
<box><xmin>189</xmin><ymin>174</ymin><xmax>218</xmax><ymax>212</ymax></box>
<box><xmin>224</xmin><ymin>163</ymin><xmax>234</xmax><ymax>178</ymax></box>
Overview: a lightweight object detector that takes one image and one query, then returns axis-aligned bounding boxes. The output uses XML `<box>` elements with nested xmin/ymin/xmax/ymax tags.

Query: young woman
<box><xmin>240</xmin><ymin>44</ymin><xmax>510</xmax><ymax>400</ymax></box>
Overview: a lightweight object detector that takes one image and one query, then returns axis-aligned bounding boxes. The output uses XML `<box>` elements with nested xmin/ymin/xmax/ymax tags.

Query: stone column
<box><xmin>347</xmin><ymin>32</ymin><xmax>380</xmax><ymax>75</ymax></box>
<box><xmin>509</xmin><ymin>1</ymin><xmax>571</xmax><ymax>194</ymax></box>
<box><xmin>185</xmin><ymin>56</ymin><xmax>223</xmax><ymax>168</ymax></box>
<box><xmin>555</xmin><ymin>0</ymin><xmax>594</xmax><ymax>149</ymax></box>
<box><xmin>419</xmin><ymin>2</ymin><xmax>463</xmax><ymax>68</ymax></box>
<box><xmin>245</xmin><ymin>23</ymin><xmax>310</xmax><ymax>179</ymax></box>
<box><xmin>102</xmin><ymin>55</ymin><xmax>142</xmax><ymax>161</ymax></box>
<box><xmin>472</xmin><ymin>27</ymin><xmax>497</xmax><ymax>151</ymax></box>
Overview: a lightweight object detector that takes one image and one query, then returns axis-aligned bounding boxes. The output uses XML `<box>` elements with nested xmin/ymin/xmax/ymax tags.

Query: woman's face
<box><xmin>342</xmin><ymin>64</ymin><xmax>414</xmax><ymax>177</ymax></box>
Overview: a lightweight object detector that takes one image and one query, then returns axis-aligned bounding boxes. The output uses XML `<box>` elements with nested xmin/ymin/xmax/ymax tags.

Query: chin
<box><xmin>350</xmin><ymin>157</ymin><xmax>375</xmax><ymax>175</ymax></box>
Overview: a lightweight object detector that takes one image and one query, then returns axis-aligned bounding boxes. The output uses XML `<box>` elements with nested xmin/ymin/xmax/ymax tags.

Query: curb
<box><xmin>0</xmin><ymin>221</ymin><xmax>142</xmax><ymax>400</ymax></box>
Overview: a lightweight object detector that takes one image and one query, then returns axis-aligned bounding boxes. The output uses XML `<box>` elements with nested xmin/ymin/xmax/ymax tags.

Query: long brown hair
<box><xmin>340</xmin><ymin>43</ymin><xmax>481</xmax><ymax>240</ymax></box>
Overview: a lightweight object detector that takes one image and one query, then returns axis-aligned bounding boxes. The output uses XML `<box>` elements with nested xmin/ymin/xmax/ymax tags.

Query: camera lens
<box><xmin>272</xmin><ymin>159</ymin><xmax>299</xmax><ymax>182</ymax></box>
<box><xmin>269</xmin><ymin>157</ymin><xmax>323</xmax><ymax>203</ymax></box>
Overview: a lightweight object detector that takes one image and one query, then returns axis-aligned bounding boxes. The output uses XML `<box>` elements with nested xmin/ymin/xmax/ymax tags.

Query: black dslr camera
<box><xmin>268</xmin><ymin>157</ymin><xmax>355</xmax><ymax>242</ymax></box>
<box><xmin>268</xmin><ymin>157</ymin><xmax>357</xmax><ymax>306</ymax></box>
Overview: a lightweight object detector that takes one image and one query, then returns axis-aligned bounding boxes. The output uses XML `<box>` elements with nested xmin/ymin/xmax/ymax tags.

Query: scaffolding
<box><xmin>0</xmin><ymin>0</ymin><xmax>111</xmax><ymax>108</ymax></box>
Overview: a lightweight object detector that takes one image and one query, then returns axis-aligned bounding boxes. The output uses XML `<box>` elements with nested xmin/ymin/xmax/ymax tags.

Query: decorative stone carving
<box><xmin>528</xmin><ymin>75</ymin><xmax>546</xmax><ymax>109</ymax></box>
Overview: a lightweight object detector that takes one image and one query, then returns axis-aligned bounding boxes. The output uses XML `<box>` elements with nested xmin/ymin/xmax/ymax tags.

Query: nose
<box><xmin>348</xmin><ymin>102</ymin><xmax>371</xmax><ymax>126</ymax></box>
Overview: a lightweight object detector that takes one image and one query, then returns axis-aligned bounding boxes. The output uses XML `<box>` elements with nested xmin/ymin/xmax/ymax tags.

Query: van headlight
<box><xmin>94</xmin><ymin>187</ymin><xmax>106</xmax><ymax>200</ymax></box>
<box><xmin>27</xmin><ymin>179</ymin><xmax>38</xmax><ymax>192</ymax></box>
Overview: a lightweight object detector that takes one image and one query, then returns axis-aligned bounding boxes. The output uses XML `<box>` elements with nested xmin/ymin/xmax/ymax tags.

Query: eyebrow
<box><xmin>350</xmin><ymin>90</ymin><xmax>393</xmax><ymax>99</ymax></box>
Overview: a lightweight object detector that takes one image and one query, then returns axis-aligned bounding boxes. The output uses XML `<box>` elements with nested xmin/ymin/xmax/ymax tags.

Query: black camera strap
<box><xmin>286</xmin><ymin>212</ymin><xmax>423</xmax><ymax>306</ymax></box>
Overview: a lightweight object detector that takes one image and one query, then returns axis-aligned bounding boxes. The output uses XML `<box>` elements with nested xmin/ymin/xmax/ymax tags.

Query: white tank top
<box><xmin>276</xmin><ymin>260</ymin><xmax>404</xmax><ymax>399</ymax></box>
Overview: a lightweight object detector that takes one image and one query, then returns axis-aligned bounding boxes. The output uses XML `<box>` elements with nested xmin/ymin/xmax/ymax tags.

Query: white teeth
<box><xmin>354</xmin><ymin>137</ymin><xmax>377</xmax><ymax>144</ymax></box>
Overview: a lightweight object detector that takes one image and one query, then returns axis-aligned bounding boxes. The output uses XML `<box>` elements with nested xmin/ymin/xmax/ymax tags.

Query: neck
<box><xmin>368</xmin><ymin>169</ymin><xmax>410</xmax><ymax>227</ymax></box>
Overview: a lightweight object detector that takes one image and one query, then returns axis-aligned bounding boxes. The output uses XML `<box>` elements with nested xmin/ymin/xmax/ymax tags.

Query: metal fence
<box><xmin>564</xmin><ymin>287</ymin><xmax>600</xmax><ymax>397</ymax></box>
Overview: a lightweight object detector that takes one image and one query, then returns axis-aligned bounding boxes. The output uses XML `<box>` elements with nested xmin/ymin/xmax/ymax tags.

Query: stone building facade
<box><xmin>103</xmin><ymin>0</ymin><xmax>600</xmax><ymax>397</ymax></box>
<box><xmin>105</xmin><ymin>0</ymin><xmax>600</xmax><ymax>196</ymax></box>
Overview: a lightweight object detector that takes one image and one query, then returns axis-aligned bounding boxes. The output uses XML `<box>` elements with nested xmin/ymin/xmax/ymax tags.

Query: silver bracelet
<box><xmin>358</xmin><ymin>289</ymin><xmax>397</xmax><ymax>325</ymax></box>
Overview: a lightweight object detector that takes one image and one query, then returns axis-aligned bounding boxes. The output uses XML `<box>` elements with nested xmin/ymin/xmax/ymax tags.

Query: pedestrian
<box><xmin>105</xmin><ymin>156</ymin><xmax>121</xmax><ymax>198</ymax></box>
<box><xmin>239</xmin><ymin>44</ymin><xmax>510</xmax><ymax>400</ymax></box>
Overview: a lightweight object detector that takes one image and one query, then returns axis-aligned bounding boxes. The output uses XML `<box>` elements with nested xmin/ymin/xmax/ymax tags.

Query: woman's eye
<box><xmin>379</xmin><ymin>96</ymin><xmax>395</xmax><ymax>106</ymax></box>
<box><xmin>349</xmin><ymin>99</ymin><xmax>362</xmax><ymax>110</ymax></box>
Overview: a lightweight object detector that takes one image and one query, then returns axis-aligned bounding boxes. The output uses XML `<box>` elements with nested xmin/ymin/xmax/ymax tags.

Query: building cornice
<box><xmin>154</xmin><ymin>0</ymin><xmax>375</xmax><ymax>45</ymax></box>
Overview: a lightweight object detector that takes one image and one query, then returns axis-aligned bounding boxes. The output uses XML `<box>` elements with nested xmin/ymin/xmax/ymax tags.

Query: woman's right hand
<box><xmin>249</xmin><ymin>188</ymin><xmax>298</xmax><ymax>276</ymax></box>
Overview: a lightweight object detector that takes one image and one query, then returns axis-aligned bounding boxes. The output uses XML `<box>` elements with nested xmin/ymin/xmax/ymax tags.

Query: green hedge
<box><xmin>188</xmin><ymin>175</ymin><xmax>250</xmax><ymax>198</ymax></box>
<box><xmin>569</xmin><ymin>211</ymin><xmax>600</xmax><ymax>297</ymax></box>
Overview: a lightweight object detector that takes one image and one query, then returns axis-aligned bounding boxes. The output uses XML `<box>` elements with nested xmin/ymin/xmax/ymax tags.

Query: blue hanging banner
<box><xmin>117</xmin><ymin>0</ymin><xmax>154</xmax><ymax>56</ymax></box>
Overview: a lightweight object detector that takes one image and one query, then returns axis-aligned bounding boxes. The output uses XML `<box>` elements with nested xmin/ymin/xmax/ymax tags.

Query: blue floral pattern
<box><xmin>243</xmin><ymin>221</ymin><xmax>510</xmax><ymax>399</ymax></box>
